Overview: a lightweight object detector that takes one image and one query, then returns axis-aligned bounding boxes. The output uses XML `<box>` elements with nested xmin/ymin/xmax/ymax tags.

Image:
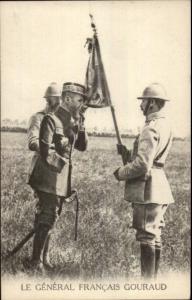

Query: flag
<box><xmin>85</xmin><ymin>34</ymin><xmax>112</xmax><ymax>108</ymax></box>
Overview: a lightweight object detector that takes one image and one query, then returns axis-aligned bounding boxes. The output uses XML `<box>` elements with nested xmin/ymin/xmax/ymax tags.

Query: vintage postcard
<box><xmin>1</xmin><ymin>1</ymin><xmax>190</xmax><ymax>300</ymax></box>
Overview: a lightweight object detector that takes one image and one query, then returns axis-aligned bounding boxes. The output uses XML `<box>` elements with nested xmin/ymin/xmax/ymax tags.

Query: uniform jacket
<box><xmin>116</xmin><ymin>111</ymin><xmax>174</xmax><ymax>204</ymax></box>
<box><xmin>28</xmin><ymin>106</ymin><xmax>88</xmax><ymax>196</ymax></box>
<box><xmin>27</xmin><ymin>106</ymin><xmax>49</xmax><ymax>183</ymax></box>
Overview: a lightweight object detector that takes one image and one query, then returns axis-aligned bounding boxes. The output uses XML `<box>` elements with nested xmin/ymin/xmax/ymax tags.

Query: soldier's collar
<box><xmin>146</xmin><ymin>111</ymin><xmax>165</xmax><ymax>123</ymax></box>
<box><xmin>43</xmin><ymin>104</ymin><xmax>59</xmax><ymax>114</ymax></box>
<box><xmin>42</xmin><ymin>105</ymin><xmax>50</xmax><ymax>114</ymax></box>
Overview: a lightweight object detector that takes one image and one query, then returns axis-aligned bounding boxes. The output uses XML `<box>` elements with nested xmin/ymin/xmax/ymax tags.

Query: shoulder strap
<box><xmin>36</xmin><ymin>110</ymin><xmax>46</xmax><ymax>115</ymax></box>
<box><xmin>154</xmin><ymin>132</ymin><xmax>172</xmax><ymax>162</ymax></box>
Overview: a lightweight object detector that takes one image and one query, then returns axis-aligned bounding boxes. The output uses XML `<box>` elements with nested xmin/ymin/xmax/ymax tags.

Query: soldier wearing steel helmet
<box><xmin>27</xmin><ymin>82</ymin><xmax>88</xmax><ymax>272</ymax></box>
<box><xmin>26</xmin><ymin>82</ymin><xmax>61</xmax><ymax>270</ymax></box>
<box><xmin>28</xmin><ymin>82</ymin><xmax>61</xmax><ymax>153</ymax></box>
<box><xmin>27</xmin><ymin>82</ymin><xmax>61</xmax><ymax>195</ymax></box>
<box><xmin>114</xmin><ymin>83</ymin><xmax>174</xmax><ymax>279</ymax></box>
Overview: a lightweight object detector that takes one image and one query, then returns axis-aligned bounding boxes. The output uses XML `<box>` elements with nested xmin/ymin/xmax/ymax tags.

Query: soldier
<box><xmin>28</xmin><ymin>82</ymin><xmax>61</xmax><ymax>152</ymax></box>
<box><xmin>26</xmin><ymin>82</ymin><xmax>61</xmax><ymax>270</ymax></box>
<box><xmin>114</xmin><ymin>83</ymin><xmax>174</xmax><ymax>279</ymax></box>
<box><xmin>27</xmin><ymin>82</ymin><xmax>88</xmax><ymax>272</ymax></box>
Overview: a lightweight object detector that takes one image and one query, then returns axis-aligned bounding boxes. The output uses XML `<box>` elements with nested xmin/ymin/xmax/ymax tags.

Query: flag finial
<box><xmin>89</xmin><ymin>14</ymin><xmax>97</xmax><ymax>35</ymax></box>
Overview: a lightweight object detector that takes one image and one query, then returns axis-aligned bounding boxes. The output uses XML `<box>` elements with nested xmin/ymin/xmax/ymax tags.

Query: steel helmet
<box><xmin>44</xmin><ymin>82</ymin><xmax>61</xmax><ymax>98</ymax></box>
<box><xmin>137</xmin><ymin>83</ymin><xmax>170</xmax><ymax>101</ymax></box>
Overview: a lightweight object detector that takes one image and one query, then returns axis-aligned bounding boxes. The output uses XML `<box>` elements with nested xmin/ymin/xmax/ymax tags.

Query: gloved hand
<box><xmin>117</xmin><ymin>144</ymin><xmax>127</xmax><ymax>155</ymax></box>
<box><xmin>117</xmin><ymin>144</ymin><xmax>131</xmax><ymax>164</ymax></box>
<box><xmin>79</xmin><ymin>104</ymin><xmax>88</xmax><ymax>130</ymax></box>
<box><xmin>29</xmin><ymin>142</ymin><xmax>40</xmax><ymax>152</ymax></box>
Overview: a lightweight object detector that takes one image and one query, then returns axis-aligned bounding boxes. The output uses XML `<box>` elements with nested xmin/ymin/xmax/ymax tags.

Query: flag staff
<box><xmin>89</xmin><ymin>14</ymin><xmax>122</xmax><ymax>145</ymax></box>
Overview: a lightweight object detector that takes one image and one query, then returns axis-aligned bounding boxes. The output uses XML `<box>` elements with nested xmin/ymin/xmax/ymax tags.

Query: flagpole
<box><xmin>110</xmin><ymin>105</ymin><xmax>122</xmax><ymax>145</ymax></box>
<box><xmin>89</xmin><ymin>14</ymin><xmax>122</xmax><ymax>146</ymax></box>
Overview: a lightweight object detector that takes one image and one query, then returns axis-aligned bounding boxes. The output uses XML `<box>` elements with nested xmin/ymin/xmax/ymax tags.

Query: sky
<box><xmin>1</xmin><ymin>1</ymin><xmax>190</xmax><ymax>137</ymax></box>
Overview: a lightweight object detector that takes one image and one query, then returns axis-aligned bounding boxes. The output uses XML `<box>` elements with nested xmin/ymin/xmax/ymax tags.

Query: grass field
<box><xmin>1</xmin><ymin>132</ymin><xmax>190</xmax><ymax>279</ymax></box>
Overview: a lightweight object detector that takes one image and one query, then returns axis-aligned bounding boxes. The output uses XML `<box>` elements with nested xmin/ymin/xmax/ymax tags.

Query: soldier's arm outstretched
<box><xmin>115</xmin><ymin>126</ymin><xmax>159</xmax><ymax>181</ymax></box>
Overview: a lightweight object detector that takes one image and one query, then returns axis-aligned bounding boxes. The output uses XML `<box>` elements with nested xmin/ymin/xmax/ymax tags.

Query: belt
<box><xmin>153</xmin><ymin>161</ymin><xmax>164</xmax><ymax>168</ymax></box>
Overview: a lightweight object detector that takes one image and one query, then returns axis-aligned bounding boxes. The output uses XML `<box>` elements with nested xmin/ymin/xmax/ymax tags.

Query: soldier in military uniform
<box><xmin>27</xmin><ymin>82</ymin><xmax>88</xmax><ymax>272</ymax></box>
<box><xmin>26</xmin><ymin>82</ymin><xmax>61</xmax><ymax>270</ymax></box>
<box><xmin>28</xmin><ymin>82</ymin><xmax>61</xmax><ymax>153</ymax></box>
<box><xmin>114</xmin><ymin>83</ymin><xmax>174</xmax><ymax>279</ymax></box>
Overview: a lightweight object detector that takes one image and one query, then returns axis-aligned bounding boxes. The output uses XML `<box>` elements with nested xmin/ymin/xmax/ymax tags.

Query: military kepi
<box><xmin>62</xmin><ymin>82</ymin><xmax>86</xmax><ymax>97</ymax></box>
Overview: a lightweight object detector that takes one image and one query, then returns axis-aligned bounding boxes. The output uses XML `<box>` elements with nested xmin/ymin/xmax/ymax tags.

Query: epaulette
<box><xmin>36</xmin><ymin>110</ymin><xmax>47</xmax><ymax>116</ymax></box>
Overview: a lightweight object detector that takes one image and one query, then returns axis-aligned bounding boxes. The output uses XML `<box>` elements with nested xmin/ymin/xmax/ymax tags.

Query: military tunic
<box><xmin>116</xmin><ymin>111</ymin><xmax>174</xmax><ymax>204</ymax></box>
<box><xmin>27</xmin><ymin>106</ymin><xmax>88</xmax><ymax>228</ymax></box>
<box><xmin>28</xmin><ymin>110</ymin><xmax>46</xmax><ymax>152</ymax></box>
<box><xmin>28</xmin><ymin>107</ymin><xmax>88</xmax><ymax>196</ymax></box>
<box><xmin>115</xmin><ymin>111</ymin><xmax>174</xmax><ymax>246</ymax></box>
<box><xmin>27</xmin><ymin>107</ymin><xmax>50</xmax><ymax>182</ymax></box>
<box><xmin>27</xmin><ymin>106</ymin><xmax>59</xmax><ymax>228</ymax></box>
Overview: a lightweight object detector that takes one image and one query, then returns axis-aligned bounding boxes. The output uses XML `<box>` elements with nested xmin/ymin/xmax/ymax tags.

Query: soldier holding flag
<box><xmin>114</xmin><ymin>83</ymin><xmax>174</xmax><ymax>279</ymax></box>
<box><xmin>85</xmin><ymin>16</ymin><xmax>174</xmax><ymax>279</ymax></box>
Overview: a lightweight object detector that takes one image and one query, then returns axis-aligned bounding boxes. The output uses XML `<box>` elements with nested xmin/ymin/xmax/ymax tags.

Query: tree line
<box><xmin>0</xmin><ymin>126</ymin><xmax>136</xmax><ymax>138</ymax></box>
<box><xmin>1</xmin><ymin>126</ymin><xmax>189</xmax><ymax>140</ymax></box>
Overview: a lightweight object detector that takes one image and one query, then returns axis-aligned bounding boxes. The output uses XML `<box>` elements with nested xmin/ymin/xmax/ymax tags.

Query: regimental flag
<box><xmin>85</xmin><ymin>34</ymin><xmax>112</xmax><ymax>108</ymax></box>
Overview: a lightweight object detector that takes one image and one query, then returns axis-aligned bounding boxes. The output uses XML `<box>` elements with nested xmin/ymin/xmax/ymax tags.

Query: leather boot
<box><xmin>155</xmin><ymin>246</ymin><xmax>161</xmax><ymax>278</ymax></box>
<box><xmin>140</xmin><ymin>243</ymin><xmax>155</xmax><ymax>279</ymax></box>
<box><xmin>43</xmin><ymin>233</ymin><xmax>54</xmax><ymax>271</ymax></box>
<box><xmin>30</xmin><ymin>224</ymin><xmax>50</xmax><ymax>271</ymax></box>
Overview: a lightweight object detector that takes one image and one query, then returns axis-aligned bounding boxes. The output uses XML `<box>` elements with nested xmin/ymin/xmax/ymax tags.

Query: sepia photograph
<box><xmin>1</xmin><ymin>1</ymin><xmax>190</xmax><ymax>299</ymax></box>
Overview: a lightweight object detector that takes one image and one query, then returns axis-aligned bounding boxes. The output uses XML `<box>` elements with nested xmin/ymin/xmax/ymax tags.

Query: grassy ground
<box><xmin>1</xmin><ymin>132</ymin><xmax>190</xmax><ymax>279</ymax></box>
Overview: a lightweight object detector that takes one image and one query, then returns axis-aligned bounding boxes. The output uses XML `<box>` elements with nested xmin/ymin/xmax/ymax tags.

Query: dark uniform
<box><xmin>28</xmin><ymin>106</ymin><xmax>50</xmax><ymax>179</ymax></box>
<box><xmin>27</xmin><ymin>83</ymin><xmax>88</xmax><ymax>270</ymax></box>
<box><xmin>29</xmin><ymin>107</ymin><xmax>88</xmax><ymax>229</ymax></box>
